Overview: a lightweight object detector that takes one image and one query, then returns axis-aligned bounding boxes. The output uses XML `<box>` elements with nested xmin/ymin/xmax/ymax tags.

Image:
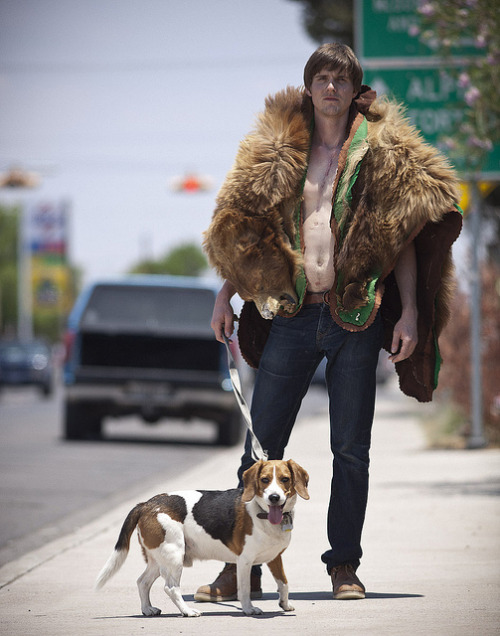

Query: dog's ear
<box><xmin>241</xmin><ymin>460</ymin><xmax>263</xmax><ymax>502</ymax></box>
<box><xmin>287</xmin><ymin>459</ymin><xmax>310</xmax><ymax>500</ymax></box>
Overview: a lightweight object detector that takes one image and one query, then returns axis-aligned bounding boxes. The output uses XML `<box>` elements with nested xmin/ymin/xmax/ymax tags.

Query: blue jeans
<box><xmin>237</xmin><ymin>302</ymin><xmax>383</xmax><ymax>572</ymax></box>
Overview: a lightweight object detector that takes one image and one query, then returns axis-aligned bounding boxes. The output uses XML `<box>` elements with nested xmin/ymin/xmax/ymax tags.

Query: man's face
<box><xmin>306</xmin><ymin>67</ymin><xmax>357</xmax><ymax>119</ymax></box>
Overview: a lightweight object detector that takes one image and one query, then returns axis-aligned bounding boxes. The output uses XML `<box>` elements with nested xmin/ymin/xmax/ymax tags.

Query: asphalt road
<box><xmin>0</xmin><ymin>379</ymin><xmax>231</xmax><ymax>567</ymax></box>
<box><xmin>0</xmin><ymin>376</ymin><xmax>328</xmax><ymax>568</ymax></box>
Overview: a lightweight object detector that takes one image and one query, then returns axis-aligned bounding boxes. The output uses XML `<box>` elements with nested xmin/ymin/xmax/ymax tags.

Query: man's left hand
<box><xmin>389</xmin><ymin>311</ymin><xmax>418</xmax><ymax>363</ymax></box>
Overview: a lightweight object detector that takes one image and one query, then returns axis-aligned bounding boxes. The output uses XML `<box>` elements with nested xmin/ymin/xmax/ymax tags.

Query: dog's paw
<box><xmin>243</xmin><ymin>604</ymin><xmax>264</xmax><ymax>616</ymax></box>
<box><xmin>182</xmin><ymin>608</ymin><xmax>201</xmax><ymax>618</ymax></box>
<box><xmin>142</xmin><ymin>606</ymin><xmax>162</xmax><ymax>616</ymax></box>
<box><xmin>279</xmin><ymin>601</ymin><xmax>295</xmax><ymax>612</ymax></box>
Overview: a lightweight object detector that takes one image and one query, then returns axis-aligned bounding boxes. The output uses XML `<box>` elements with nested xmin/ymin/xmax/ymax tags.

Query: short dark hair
<box><xmin>303</xmin><ymin>43</ymin><xmax>363</xmax><ymax>94</ymax></box>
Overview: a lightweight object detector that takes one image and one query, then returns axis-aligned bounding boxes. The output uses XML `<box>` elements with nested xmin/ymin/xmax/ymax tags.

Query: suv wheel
<box><xmin>64</xmin><ymin>402</ymin><xmax>103</xmax><ymax>440</ymax></box>
<box><xmin>216</xmin><ymin>410</ymin><xmax>243</xmax><ymax>447</ymax></box>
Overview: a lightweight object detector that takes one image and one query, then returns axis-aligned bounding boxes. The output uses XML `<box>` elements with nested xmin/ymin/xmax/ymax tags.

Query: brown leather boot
<box><xmin>194</xmin><ymin>563</ymin><xmax>262</xmax><ymax>602</ymax></box>
<box><xmin>331</xmin><ymin>564</ymin><xmax>366</xmax><ymax>600</ymax></box>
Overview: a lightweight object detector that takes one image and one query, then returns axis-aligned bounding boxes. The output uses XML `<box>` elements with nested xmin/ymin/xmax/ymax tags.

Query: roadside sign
<box><xmin>363</xmin><ymin>66</ymin><xmax>500</xmax><ymax>176</ymax></box>
<box><xmin>358</xmin><ymin>0</ymin><xmax>479</xmax><ymax>65</ymax></box>
<box><xmin>364</xmin><ymin>67</ymin><xmax>462</xmax><ymax>138</ymax></box>
<box><xmin>26</xmin><ymin>199</ymin><xmax>68</xmax><ymax>257</ymax></box>
<box><xmin>355</xmin><ymin>0</ymin><xmax>499</xmax><ymax>178</ymax></box>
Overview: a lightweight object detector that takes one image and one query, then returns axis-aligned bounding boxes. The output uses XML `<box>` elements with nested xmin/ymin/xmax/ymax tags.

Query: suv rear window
<box><xmin>80</xmin><ymin>285</ymin><xmax>215</xmax><ymax>336</ymax></box>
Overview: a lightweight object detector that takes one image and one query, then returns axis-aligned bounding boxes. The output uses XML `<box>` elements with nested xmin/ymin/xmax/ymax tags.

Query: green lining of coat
<box><xmin>433</xmin><ymin>331</ymin><xmax>442</xmax><ymax>389</ymax></box>
<box><xmin>335</xmin><ymin>273</ymin><xmax>379</xmax><ymax>326</ymax></box>
<box><xmin>332</xmin><ymin>118</ymin><xmax>378</xmax><ymax>326</ymax></box>
<box><xmin>333</xmin><ymin>118</ymin><xmax>368</xmax><ymax>238</ymax></box>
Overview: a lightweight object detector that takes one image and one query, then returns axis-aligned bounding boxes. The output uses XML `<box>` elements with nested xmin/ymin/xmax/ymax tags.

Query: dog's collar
<box><xmin>257</xmin><ymin>510</ymin><xmax>293</xmax><ymax>525</ymax></box>
<box><xmin>256</xmin><ymin>501</ymin><xmax>282</xmax><ymax>519</ymax></box>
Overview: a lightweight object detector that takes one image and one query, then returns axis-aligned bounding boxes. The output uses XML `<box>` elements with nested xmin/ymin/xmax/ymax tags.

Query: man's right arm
<box><xmin>211</xmin><ymin>280</ymin><xmax>237</xmax><ymax>343</ymax></box>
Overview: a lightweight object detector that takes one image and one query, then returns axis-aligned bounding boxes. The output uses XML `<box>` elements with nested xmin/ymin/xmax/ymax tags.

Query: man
<box><xmin>200</xmin><ymin>43</ymin><xmax>462</xmax><ymax>601</ymax></box>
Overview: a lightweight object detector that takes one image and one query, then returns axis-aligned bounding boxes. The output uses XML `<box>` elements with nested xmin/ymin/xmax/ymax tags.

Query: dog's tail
<box><xmin>95</xmin><ymin>503</ymin><xmax>143</xmax><ymax>590</ymax></box>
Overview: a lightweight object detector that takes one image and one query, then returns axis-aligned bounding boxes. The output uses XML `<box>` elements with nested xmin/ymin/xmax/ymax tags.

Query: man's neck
<box><xmin>312</xmin><ymin>110</ymin><xmax>350</xmax><ymax>150</ymax></box>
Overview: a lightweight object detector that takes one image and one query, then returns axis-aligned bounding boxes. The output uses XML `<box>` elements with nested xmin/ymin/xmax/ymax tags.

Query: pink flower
<box><xmin>418</xmin><ymin>2</ymin><xmax>435</xmax><ymax>17</ymax></box>
<box><xmin>467</xmin><ymin>136</ymin><xmax>493</xmax><ymax>151</ymax></box>
<box><xmin>465</xmin><ymin>86</ymin><xmax>480</xmax><ymax>106</ymax></box>
<box><xmin>475</xmin><ymin>36</ymin><xmax>486</xmax><ymax>48</ymax></box>
<box><xmin>443</xmin><ymin>138</ymin><xmax>457</xmax><ymax>151</ymax></box>
<box><xmin>458</xmin><ymin>72</ymin><xmax>471</xmax><ymax>88</ymax></box>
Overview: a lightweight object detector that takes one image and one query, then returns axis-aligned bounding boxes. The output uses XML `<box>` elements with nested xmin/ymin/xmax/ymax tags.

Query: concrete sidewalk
<box><xmin>1</xmin><ymin>380</ymin><xmax>499</xmax><ymax>635</ymax></box>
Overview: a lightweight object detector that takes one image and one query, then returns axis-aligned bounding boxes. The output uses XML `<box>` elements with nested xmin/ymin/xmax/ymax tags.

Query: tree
<box><xmin>0</xmin><ymin>205</ymin><xmax>20</xmax><ymax>334</ymax></box>
<box><xmin>413</xmin><ymin>0</ymin><xmax>500</xmax><ymax>173</ymax></box>
<box><xmin>436</xmin><ymin>261</ymin><xmax>500</xmax><ymax>446</ymax></box>
<box><xmin>129</xmin><ymin>242</ymin><xmax>208</xmax><ymax>277</ymax></box>
<box><xmin>286</xmin><ymin>0</ymin><xmax>353</xmax><ymax>46</ymax></box>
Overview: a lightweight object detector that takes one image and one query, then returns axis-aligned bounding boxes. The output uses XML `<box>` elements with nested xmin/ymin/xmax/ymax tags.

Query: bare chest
<box><xmin>301</xmin><ymin>146</ymin><xmax>340</xmax><ymax>290</ymax></box>
<box><xmin>302</xmin><ymin>145</ymin><xmax>340</xmax><ymax>223</ymax></box>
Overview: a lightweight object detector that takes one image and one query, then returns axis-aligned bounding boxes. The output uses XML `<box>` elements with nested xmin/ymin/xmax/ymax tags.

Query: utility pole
<box><xmin>17</xmin><ymin>205</ymin><xmax>33</xmax><ymax>342</ymax></box>
<box><xmin>467</xmin><ymin>180</ymin><xmax>487</xmax><ymax>448</ymax></box>
<box><xmin>0</xmin><ymin>167</ymin><xmax>39</xmax><ymax>342</ymax></box>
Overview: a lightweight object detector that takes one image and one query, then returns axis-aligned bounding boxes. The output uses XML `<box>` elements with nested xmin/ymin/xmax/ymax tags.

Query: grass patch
<box><xmin>420</xmin><ymin>401</ymin><xmax>469</xmax><ymax>449</ymax></box>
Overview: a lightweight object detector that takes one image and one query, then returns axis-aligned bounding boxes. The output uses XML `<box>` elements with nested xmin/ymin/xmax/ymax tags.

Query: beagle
<box><xmin>95</xmin><ymin>459</ymin><xmax>309</xmax><ymax>617</ymax></box>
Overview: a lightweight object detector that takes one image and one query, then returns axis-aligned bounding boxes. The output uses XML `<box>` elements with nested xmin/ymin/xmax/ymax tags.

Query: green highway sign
<box><xmin>363</xmin><ymin>66</ymin><xmax>500</xmax><ymax>176</ymax></box>
<box><xmin>358</xmin><ymin>0</ymin><xmax>431</xmax><ymax>62</ymax></box>
<box><xmin>356</xmin><ymin>0</ymin><xmax>499</xmax><ymax>178</ymax></box>
<box><xmin>363</xmin><ymin>67</ymin><xmax>462</xmax><ymax>140</ymax></box>
<box><xmin>357</xmin><ymin>0</ymin><xmax>479</xmax><ymax>65</ymax></box>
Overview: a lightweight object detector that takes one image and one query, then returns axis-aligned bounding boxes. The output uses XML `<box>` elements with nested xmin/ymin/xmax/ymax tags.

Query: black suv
<box><xmin>63</xmin><ymin>275</ymin><xmax>247</xmax><ymax>445</ymax></box>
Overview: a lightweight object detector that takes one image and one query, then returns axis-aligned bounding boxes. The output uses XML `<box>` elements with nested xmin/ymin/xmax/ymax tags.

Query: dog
<box><xmin>95</xmin><ymin>459</ymin><xmax>309</xmax><ymax>617</ymax></box>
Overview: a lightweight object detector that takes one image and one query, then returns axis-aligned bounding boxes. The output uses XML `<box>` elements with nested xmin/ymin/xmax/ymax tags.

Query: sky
<box><xmin>0</xmin><ymin>0</ymin><xmax>317</xmax><ymax>285</ymax></box>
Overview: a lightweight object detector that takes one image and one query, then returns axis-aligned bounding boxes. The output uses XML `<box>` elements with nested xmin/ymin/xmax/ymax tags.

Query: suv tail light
<box><xmin>63</xmin><ymin>330</ymin><xmax>75</xmax><ymax>363</ymax></box>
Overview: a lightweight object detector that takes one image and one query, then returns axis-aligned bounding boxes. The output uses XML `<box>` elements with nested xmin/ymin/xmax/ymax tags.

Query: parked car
<box><xmin>0</xmin><ymin>339</ymin><xmax>54</xmax><ymax>396</ymax></box>
<box><xmin>63</xmin><ymin>275</ymin><xmax>248</xmax><ymax>446</ymax></box>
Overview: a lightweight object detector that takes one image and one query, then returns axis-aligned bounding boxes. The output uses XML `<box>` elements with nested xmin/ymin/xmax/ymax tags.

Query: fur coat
<box><xmin>203</xmin><ymin>86</ymin><xmax>463</xmax><ymax>402</ymax></box>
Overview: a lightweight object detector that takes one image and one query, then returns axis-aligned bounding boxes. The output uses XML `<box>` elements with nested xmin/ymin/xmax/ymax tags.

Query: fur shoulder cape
<box><xmin>204</xmin><ymin>86</ymin><xmax>463</xmax><ymax>402</ymax></box>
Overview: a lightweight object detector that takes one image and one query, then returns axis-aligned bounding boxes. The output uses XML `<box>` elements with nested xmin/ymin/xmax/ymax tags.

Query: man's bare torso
<box><xmin>302</xmin><ymin>142</ymin><xmax>342</xmax><ymax>292</ymax></box>
<box><xmin>301</xmin><ymin>67</ymin><xmax>356</xmax><ymax>294</ymax></box>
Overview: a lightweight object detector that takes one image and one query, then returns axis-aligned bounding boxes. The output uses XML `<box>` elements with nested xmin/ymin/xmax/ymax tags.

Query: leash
<box><xmin>222</xmin><ymin>333</ymin><xmax>268</xmax><ymax>462</ymax></box>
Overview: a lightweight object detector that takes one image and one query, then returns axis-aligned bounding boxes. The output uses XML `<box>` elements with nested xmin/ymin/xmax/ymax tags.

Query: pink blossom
<box><xmin>465</xmin><ymin>86</ymin><xmax>481</xmax><ymax>106</ymax></box>
<box><xmin>458</xmin><ymin>72</ymin><xmax>471</xmax><ymax>88</ymax></box>
<box><xmin>408</xmin><ymin>24</ymin><xmax>420</xmax><ymax>37</ymax></box>
<box><xmin>467</xmin><ymin>136</ymin><xmax>493</xmax><ymax>151</ymax></box>
<box><xmin>418</xmin><ymin>2</ymin><xmax>435</xmax><ymax>17</ymax></box>
<box><xmin>475</xmin><ymin>34</ymin><xmax>486</xmax><ymax>48</ymax></box>
<box><xmin>443</xmin><ymin>138</ymin><xmax>457</xmax><ymax>151</ymax></box>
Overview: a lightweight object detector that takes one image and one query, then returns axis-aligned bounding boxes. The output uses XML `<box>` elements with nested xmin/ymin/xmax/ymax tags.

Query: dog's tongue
<box><xmin>268</xmin><ymin>505</ymin><xmax>283</xmax><ymax>525</ymax></box>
